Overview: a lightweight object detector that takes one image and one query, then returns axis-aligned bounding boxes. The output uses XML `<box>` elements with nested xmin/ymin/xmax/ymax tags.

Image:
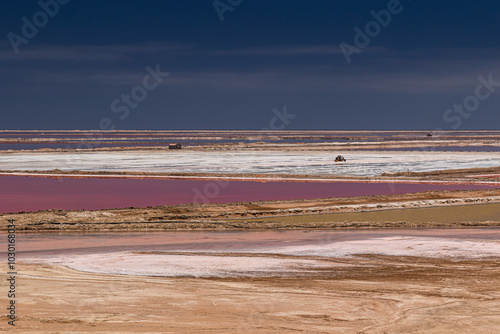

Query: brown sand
<box><xmin>2</xmin><ymin>188</ymin><xmax>500</xmax><ymax>231</ymax></box>
<box><xmin>4</xmin><ymin>255</ymin><xmax>500</xmax><ymax>333</ymax></box>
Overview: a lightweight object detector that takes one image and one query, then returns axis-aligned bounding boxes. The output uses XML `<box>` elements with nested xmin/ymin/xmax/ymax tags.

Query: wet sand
<box><xmin>11</xmin><ymin>228</ymin><xmax>500</xmax><ymax>257</ymax></box>
<box><xmin>5</xmin><ymin>228</ymin><xmax>500</xmax><ymax>333</ymax></box>
<box><xmin>239</xmin><ymin>201</ymin><xmax>500</xmax><ymax>226</ymax></box>
<box><xmin>3</xmin><ymin>188</ymin><xmax>500</xmax><ymax>231</ymax></box>
<box><xmin>16</xmin><ymin>229</ymin><xmax>500</xmax><ymax>276</ymax></box>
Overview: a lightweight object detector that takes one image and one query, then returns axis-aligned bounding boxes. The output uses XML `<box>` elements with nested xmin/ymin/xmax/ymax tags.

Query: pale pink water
<box><xmin>10</xmin><ymin>229</ymin><xmax>500</xmax><ymax>277</ymax></box>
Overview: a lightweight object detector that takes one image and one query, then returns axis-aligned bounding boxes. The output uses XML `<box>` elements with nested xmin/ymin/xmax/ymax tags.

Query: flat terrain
<box><xmin>2</xmin><ymin>150</ymin><xmax>500</xmax><ymax>176</ymax></box>
<box><xmin>4</xmin><ymin>256</ymin><xmax>500</xmax><ymax>333</ymax></box>
<box><xmin>2</xmin><ymin>130</ymin><xmax>500</xmax><ymax>333</ymax></box>
<box><xmin>2</xmin><ymin>188</ymin><xmax>500</xmax><ymax>231</ymax></box>
<box><xmin>2</xmin><ymin>129</ymin><xmax>500</xmax><ymax>153</ymax></box>
<box><xmin>3</xmin><ymin>164</ymin><xmax>500</xmax><ymax>180</ymax></box>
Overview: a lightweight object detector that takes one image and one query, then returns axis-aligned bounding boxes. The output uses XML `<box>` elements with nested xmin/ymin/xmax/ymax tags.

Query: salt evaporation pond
<box><xmin>0</xmin><ymin>174</ymin><xmax>496</xmax><ymax>213</ymax></box>
<box><xmin>1</xmin><ymin>150</ymin><xmax>500</xmax><ymax>176</ymax></box>
<box><xmin>15</xmin><ymin>229</ymin><xmax>500</xmax><ymax>277</ymax></box>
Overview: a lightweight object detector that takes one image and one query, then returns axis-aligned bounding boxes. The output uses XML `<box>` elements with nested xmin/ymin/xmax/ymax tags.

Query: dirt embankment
<box><xmin>2</xmin><ymin>163</ymin><xmax>500</xmax><ymax>181</ymax></box>
<box><xmin>2</xmin><ymin>188</ymin><xmax>500</xmax><ymax>231</ymax></box>
<box><xmin>383</xmin><ymin>166</ymin><xmax>500</xmax><ymax>179</ymax></box>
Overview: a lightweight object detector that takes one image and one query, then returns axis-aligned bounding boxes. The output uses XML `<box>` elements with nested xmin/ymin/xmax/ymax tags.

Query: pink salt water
<box><xmin>0</xmin><ymin>175</ymin><xmax>497</xmax><ymax>213</ymax></box>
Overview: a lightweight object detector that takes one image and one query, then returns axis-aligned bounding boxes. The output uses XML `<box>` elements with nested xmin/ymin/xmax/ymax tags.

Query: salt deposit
<box><xmin>2</xmin><ymin>150</ymin><xmax>500</xmax><ymax>176</ymax></box>
<box><xmin>22</xmin><ymin>232</ymin><xmax>500</xmax><ymax>277</ymax></box>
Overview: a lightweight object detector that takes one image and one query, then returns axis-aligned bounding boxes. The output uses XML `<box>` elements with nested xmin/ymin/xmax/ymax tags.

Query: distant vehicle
<box><xmin>335</xmin><ymin>155</ymin><xmax>346</xmax><ymax>162</ymax></box>
<box><xmin>168</xmin><ymin>143</ymin><xmax>182</xmax><ymax>149</ymax></box>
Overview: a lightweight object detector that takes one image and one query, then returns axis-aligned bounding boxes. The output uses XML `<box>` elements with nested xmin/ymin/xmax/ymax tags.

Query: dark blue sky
<box><xmin>1</xmin><ymin>0</ymin><xmax>500</xmax><ymax>130</ymax></box>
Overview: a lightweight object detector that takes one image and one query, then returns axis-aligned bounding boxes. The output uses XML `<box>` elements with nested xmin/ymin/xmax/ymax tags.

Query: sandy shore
<box><xmin>7</xmin><ymin>228</ymin><xmax>500</xmax><ymax>332</ymax></box>
<box><xmin>6</xmin><ymin>254</ymin><xmax>500</xmax><ymax>333</ymax></box>
<box><xmin>2</xmin><ymin>188</ymin><xmax>500</xmax><ymax>231</ymax></box>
